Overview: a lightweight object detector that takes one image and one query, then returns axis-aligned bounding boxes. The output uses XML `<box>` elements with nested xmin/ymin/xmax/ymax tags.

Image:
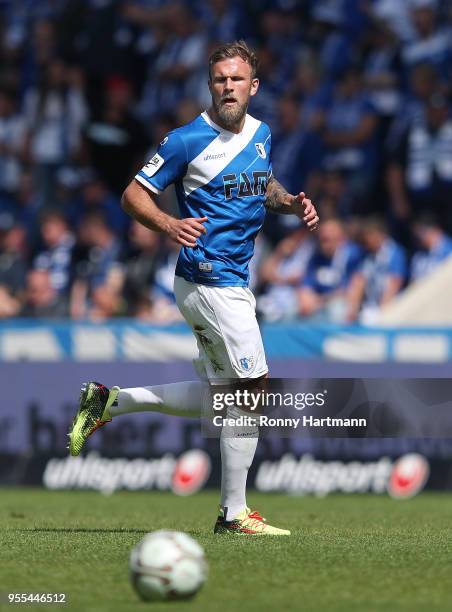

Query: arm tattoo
<box><xmin>265</xmin><ymin>176</ymin><xmax>292</xmax><ymax>214</ymax></box>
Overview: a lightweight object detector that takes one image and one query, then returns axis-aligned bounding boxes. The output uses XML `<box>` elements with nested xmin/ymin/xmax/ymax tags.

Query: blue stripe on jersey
<box><xmin>136</xmin><ymin>113</ymin><xmax>272</xmax><ymax>286</ymax></box>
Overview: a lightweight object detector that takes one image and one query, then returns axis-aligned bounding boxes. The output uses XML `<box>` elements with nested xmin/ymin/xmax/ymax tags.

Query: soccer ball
<box><xmin>129</xmin><ymin>530</ymin><xmax>208</xmax><ymax>601</ymax></box>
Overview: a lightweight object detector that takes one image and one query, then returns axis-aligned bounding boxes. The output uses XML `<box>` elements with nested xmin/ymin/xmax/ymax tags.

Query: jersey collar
<box><xmin>201</xmin><ymin>110</ymin><xmax>250</xmax><ymax>136</ymax></box>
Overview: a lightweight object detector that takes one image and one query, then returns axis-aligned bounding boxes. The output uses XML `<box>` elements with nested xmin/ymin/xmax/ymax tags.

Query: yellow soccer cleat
<box><xmin>68</xmin><ymin>382</ymin><xmax>120</xmax><ymax>456</ymax></box>
<box><xmin>214</xmin><ymin>507</ymin><xmax>290</xmax><ymax>535</ymax></box>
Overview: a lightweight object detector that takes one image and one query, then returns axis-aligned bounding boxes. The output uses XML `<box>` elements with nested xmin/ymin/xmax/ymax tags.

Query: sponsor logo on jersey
<box><xmin>142</xmin><ymin>153</ymin><xmax>164</xmax><ymax>177</ymax></box>
<box><xmin>255</xmin><ymin>143</ymin><xmax>266</xmax><ymax>159</ymax></box>
<box><xmin>222</xmin><ymin>171</ymin><xmax>269</xmax><ymax>199</ymax></box>
<box><xmin>239</xmin><ymin>356</ymin><xmax>254</xmax><ymax>371</ymax></box>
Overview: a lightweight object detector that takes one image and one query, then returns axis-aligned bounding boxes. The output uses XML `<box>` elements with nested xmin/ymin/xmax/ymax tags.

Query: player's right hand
<box><xmin>168</xmin><ymin>217</ymin><xmax>208</xmax><ymax>247</ymax></box>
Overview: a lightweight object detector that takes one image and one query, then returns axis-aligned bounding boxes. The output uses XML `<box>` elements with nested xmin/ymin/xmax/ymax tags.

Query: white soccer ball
<box><xmin>129</xmin><ymin>530</ymin><xmax>208</xmax><ymax>601</ymax></box>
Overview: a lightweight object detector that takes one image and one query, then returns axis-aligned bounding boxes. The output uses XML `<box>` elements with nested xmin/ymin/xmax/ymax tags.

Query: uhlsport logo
<box><xmin>387</xmin><ymin>453</ymin><xmax>430</xmax><ymax>499</ymax></box>
<box><xmin>43</xmin><ymin>450</ymin><xmax>211</xmax><ymax>495</ymax></box>
<box><xmin>255</xmin><ymin>143</ymin><xmax>266</xmax><ymax>158</ymax></box>
<box><xmin>172</xmin><ymin>450</ymin><xmax>211</xmax><ymax>496</ymax></box>
<box><xmin>255</xmin><ymin>453</ymin><xmax>430</xmax><ymax>497</ymax></box>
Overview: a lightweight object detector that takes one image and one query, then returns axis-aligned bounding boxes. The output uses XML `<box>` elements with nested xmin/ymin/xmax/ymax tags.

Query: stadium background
<box><xmin>1</xmin><ymin>0</ymin><xmax>452</xmax><ymax>498</ymax></box>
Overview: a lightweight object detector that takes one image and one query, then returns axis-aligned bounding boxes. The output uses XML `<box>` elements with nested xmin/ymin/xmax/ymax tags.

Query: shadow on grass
<box><xmin>10</xmin><ymin>528</ymin><xmax>149</xmax><ymax>533</ymax></box>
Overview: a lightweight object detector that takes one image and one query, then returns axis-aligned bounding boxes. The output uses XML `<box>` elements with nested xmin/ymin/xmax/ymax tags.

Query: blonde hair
<box><xmin>208</xmin><ymin>40</ymin><xmax>258</xmax><ymax>79</ymax></box>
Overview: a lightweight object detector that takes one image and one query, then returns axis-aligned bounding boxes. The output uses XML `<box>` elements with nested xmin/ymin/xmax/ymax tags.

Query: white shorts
<box><xmin>174</xmin><ymin>276</ymin><xmax>268</xmax><ymax>382</ymax></box>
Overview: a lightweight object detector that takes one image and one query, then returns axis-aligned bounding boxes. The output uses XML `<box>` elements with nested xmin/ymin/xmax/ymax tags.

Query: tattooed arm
<box><xmin>265</xmin><ymin>176</ymin><xmax>319</xmax><ymax>230</ymax></box>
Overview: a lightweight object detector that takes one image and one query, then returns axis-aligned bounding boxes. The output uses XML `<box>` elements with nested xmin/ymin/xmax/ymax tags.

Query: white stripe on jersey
<box><xmin>182</xmin><ymin>111</ymin><xmax>261</xmax><ymax>196</ymax></box>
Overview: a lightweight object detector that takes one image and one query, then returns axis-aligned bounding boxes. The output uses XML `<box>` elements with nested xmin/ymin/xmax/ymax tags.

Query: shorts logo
<box><xmin>239</xmin><ymin>356</ymin><xmax>254</xmax><ymax>371</ymax></box>
<box><xmin>255</xmin><ymin>143</ymin><xmax>266</xmax><ymax>159</ymax></box>
<box><xmin>199</xmin><ymin>262</ymin><xmax>212</xmax><ymax>272</ymax></box>
<box><xmin>142</xmin><ymin>153</ymin><xmax>164</xmax><ymax>177</ymax></box>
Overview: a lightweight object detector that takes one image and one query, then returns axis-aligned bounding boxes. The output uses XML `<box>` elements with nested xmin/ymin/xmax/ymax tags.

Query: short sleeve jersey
<box><xmin>135</xmin><ymin>111</ymin><xmax>272</xmax><ymax>286</ymax></box>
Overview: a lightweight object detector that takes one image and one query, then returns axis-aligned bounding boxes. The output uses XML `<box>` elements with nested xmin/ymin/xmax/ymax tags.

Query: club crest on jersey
<box><xmin>239</xmin><ymin>356</ymin><xmax>254</xmax><ymax>371</ymax></box>
<box><xmin>255</xmin><ymin>143</ymin><xmax>266</xmax><ymax>159</ymax></box>
<box><xmin>142</xmin><ymin>153</ymin><xmax>164</xmax><ymax>177</ymax></box>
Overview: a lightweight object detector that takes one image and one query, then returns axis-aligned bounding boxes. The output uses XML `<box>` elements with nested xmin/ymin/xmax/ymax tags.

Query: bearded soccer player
<box><xmin>68</xmin><ymin>41</ymin><xmax>319</xmax><ymax>535</ymax></box>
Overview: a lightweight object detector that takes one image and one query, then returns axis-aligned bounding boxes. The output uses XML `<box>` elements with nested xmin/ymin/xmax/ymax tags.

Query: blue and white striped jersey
<box><xmin>135</xmin><ymin>111</ymin><xmax>272</xmax><ymax>286</ymax></box>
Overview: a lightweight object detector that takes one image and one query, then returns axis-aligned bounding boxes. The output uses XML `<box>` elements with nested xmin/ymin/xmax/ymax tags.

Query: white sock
<box><xmin>110</xmin><ymin>381</ymin><xmax>206</xmax><ymax>418</ymax></box>
<box><xmin>220</xmin><ymin>407</ymin><xmax>259</xmax><ymax>521</ymax></box>
<box><xmin>110</xmin><ymin>382</ymin><xmax>258</xmax><ymax>521</ymax></box>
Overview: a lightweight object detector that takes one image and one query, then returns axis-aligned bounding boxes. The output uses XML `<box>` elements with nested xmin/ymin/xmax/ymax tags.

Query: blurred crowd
<box><xmin>0</xmin><ymin>0</ymin><xmax>452</xmax><ymax>324</ymax></box>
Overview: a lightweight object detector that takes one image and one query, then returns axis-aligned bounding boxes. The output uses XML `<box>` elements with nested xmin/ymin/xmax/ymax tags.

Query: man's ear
<box><xmin>250</xmin><ymin>78</ymin><xmax>259</xmax><ymax>97</ymax></box>
<box><xmin>208</xmin><ymin>79</ymin><xmax>212</xmax><ymax>95</ymax></box>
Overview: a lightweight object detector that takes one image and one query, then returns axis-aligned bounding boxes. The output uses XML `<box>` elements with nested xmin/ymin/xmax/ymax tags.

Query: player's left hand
<box><xmin>291</xmin><ymin>192</ymin><xmax>319</xmax><ymax>231</ymax></box>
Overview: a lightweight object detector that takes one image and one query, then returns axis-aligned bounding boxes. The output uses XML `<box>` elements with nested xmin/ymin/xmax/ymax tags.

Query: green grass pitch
<box><xmin>1</xmin><ymin>488</ymin><xmax>451</xmax><ymax>612</ymax></box>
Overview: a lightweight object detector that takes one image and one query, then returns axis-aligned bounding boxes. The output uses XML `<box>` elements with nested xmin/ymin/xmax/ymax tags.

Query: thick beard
<box><xmin>213</xmin><ymin>98</ymin><xmax>248</xmax><ymax>129</ymax></box>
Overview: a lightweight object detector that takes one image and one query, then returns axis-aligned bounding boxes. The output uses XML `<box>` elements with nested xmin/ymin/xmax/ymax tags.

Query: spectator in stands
<box><xmin>385</xmin><ymin>62</ymin><xmax>442</xmax><ymax>192</ymax></box>
<box><xmin>247</xmin><ymin>45</ymin><xmax>281</xmax><ymax>129</ymax></box>
<box><xmin>59</xmin><ymin>0</ymin><xmax>136</xmax><ymax>106</ymax></box>
<box><xmin>138</xmin><ymin>2</ymin><xmax>207</xmax><ymax>118</ymax></box>
<box><xmin>310</xmin><ymin>169</ymin><xmax>352</xmax><ymax>220</ymax></box>
<box><xmin>122</xmin><ymin>219</ymin><xmax>160</xmax><ymax>317</ymax></box>
<box><xmin>0</xmin><ymin>216</ymin><xmax>27</xmax><ymax>316</ymax></box>
<box><xmin>387</xmin><ymin>91</ymin><xmax>452</xmax><ymax>230</ymax></box>
<box><xmin>67</xmin><ymin>172</ymin><xmax>128</xmax><ymax>238</ymax></box>
<box><xmin>401</xmin><ymin>62</ymin><xmax>441</xmax><ymax>128</ymax></box>
<box><xmin>370</xmin><ymin>0</ymin><xmax>415</xmax><ymax>42</ymax></box>
<box><xmin>322</xmin><ymin>68</ymin><xmax>378</xmax><ymax>213</ymax></box>
<box><xmin>298</xmin><ymin>218</ymin><xmax>362</xmax><ymax>322</ymax></box>
<box><xmin>33</xmin><ymin>211</ymin><xmax>75</xmax><ymax>295</ymax></box>
<box><xmin>146</xmin><ymin>237</ymin><xmax>183</xmax><ymax>324</ymax></box>
<box><xmin>84</xmin><ymin>75</ymin><xmax>148</xmax><ymax>196</ymax></box>
<box><xmin>88</xmin><ymin>274</ymin><xmax>125</xmax><ymax>321</ymax></box>
<box><xmin>287</xmin><ymin>55</ymin><xmax>330</xmax><ymax>133</ymax></box>
<box><xmin>411</xmin><ymin>214</ymin><xmax>452</xmax><ymax>281</ymax></box>
<box><xmin>346</xmin><ymin>217</ymin><xmax>406</xmax><ymax>323</ymax></box>
<box><xmin>70</xmin><ymin>212</ymin><xmax>122</xmax><ymax>319</ymax></box>
<box><xmin>257</xmin><ymin>226</ymin><xmax>314</xmax><ymax>322</ymax></box>
<box><xmin>363</xmin><ymin>20</ymin><xmax>402</xmax><ymax>140</ymax></box>
<box><xmin>264</xmin><ymin>95</ymin><xmax>321</xmax><ymax>239</ymax></box>
<box><xmin>309</xmin><ymin>3</ymin><xmax>354</xmax><ymax>81</ymax></box>
<box><xmin>198</xmin><ymin>0</ymin><xmax>245</xmax><ymax>44</ymax></box>
<box><xmin>27</xmin><ymin>19</ymin><xmax>59</xmax><ymax>88</ymax></box>
<box><xmin>0</xmin><ymin>88</ymin><xmax>25</xmax><ymax>207</ymax></box>
<box><xmin>20</xmin><ymin>268</ymin><xmax>67</xmax><ymax>318</ymax></box>
<box><xmin>0</xmin><ymin>284</ymin><xmax>20</xmax><ymax>318</ymax></box>
<box><xmin>402</xmin><ymin>0</ymin><xmax>450</xmax><ymax>81</ymax></box>
<box><xmin>271</xmin><ymin>95</ymin><xmax>323</xmax><ymax>223</ymax></box>
<box><xmin>258</xmin><ymin>4</ymin><xmax>301</xmax><ymax>76</ymax></box>
<box><xmin>22</xmin><ymin>60</ymin><xmax>88</xmax><ymax>208</ymax></box>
